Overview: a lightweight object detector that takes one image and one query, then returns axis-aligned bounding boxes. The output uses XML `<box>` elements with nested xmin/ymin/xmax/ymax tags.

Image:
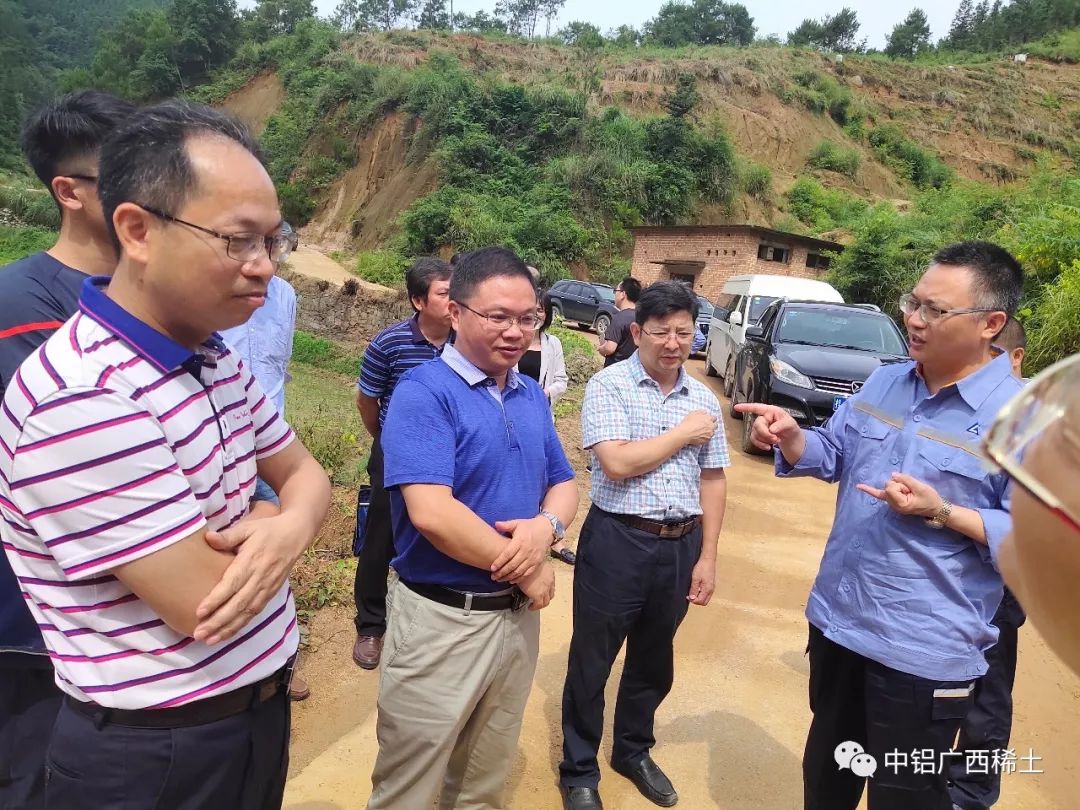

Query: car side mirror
<box><xmin>728</xmin><ymin>311</ymin><xmax>744</xmax><ymax>326</ymax></box>
<box><xmin>745</xmin><ymin>325</ymin><xmax>764</xmax><ymax>341</ymax></box>
<box><xmin>587</xmin><ymin>295</ymin><xmax>598</xmax><ymax>303</ymax></box>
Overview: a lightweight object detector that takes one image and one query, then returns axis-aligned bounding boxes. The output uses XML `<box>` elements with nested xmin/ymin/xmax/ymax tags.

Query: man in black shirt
<box><xmin>0</xmin><ymin>90</ymin><xmax>135</xmax><ymax>809</ymax></box>
<box><xmin>597</xmin><ymin>277</ymin><xmax>641</xmax><ymax>367</ymax></box>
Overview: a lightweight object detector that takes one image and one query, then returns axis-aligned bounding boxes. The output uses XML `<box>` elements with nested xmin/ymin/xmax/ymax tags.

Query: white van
<box><xmin>705</xmin><ymin>274</ymin><xmax>844</xmax><ymax>394</ymax></box>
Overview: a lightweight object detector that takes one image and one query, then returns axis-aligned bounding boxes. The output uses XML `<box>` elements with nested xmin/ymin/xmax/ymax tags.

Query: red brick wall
<box><xmin>630</xmin><ymin>229</ymin><xmax>830</xmax><ymax>304</ymax></box>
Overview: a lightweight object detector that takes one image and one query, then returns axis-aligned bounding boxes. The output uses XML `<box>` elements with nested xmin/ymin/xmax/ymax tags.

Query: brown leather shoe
<box><xmin>353</xmin><ymin>634</ymin><xmax>383</xmax><ymax>670</ymax></box>
<box><xmin>288</xmin><ymin>674</ymin><xmax>311</xmax><ymax>701</ymax></box>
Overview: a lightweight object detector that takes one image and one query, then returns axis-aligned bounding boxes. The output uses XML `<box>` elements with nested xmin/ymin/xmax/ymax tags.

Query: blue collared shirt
<box><xmin>220</xmin><ymin>276</ymin><xmax>296</xmax><ymax>416</ymax></box>
<box><xmin>381</xmin><ymin>344</ymin><xmax>574</xmax><ymax>592</ymax></box>
<box><xmin>582</xmin><ymin>352</ymin><xmax>730</xmax><ymax>521</ymax></box>
<box><xmin>778</xmin><ymin>353</ymin><xmax>1022</xmax><ymax>681</ymax></box>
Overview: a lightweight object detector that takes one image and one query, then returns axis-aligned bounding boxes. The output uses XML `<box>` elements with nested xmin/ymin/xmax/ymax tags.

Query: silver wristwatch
<box><xmin>926</xmin><ymin>499</ymin><xmax>953</xmax><ymax>530</ymax></box>
<box><xmin>540</xmin><ymin>510</ymin><xmax>565</xmax><ymax>545</ymax></box>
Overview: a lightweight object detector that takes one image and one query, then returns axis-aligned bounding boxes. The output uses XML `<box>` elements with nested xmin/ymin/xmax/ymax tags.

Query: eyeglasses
<box><xmin>139</xmin><ymin>205</ymin><xmax>295</xmax><ymax>264</ymax></box>
<box><xmin>456</xmin><ymin>301</ymin><xmax>540</xmax><ymax>331</ymax></box>
<box><xmin>64</xmin><ymin>174</ymin><xmax>99</xmax><ymax>184</ymax></box>
<box><xmin>641</xmin><ymin>328</ymin><xmax>696</xmax><ymax>343</ymax></box>
<box><xmin>898</xmin><ymin>293</ymin><xmax>998</xmax><ymax>325</ymax></box>
<box><xmin>984</xmin><ymin>352</ymin><xmax>1080</xmax><ymax>533</ymax></box>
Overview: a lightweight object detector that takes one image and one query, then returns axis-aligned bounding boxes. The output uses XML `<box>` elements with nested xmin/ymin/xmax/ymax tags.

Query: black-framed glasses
<box><xmin>64</xmin><ymin>174</ymin><xmax>99</xmax><ymax>184</ymax></box>
<box><xmin>139</xmin><ymin>204</ymin><xmax>295</xmax><ymax>264</ymax></box>
<box><xmin>898</xmin><ymin>293</ymin><xmax>998</xmax><ymax>325</ymax></box>
<box><xmin>984</xmin><ymin>353</ymin><xmax>1080</xmax><ymax>533</ymax></box>
<box><xmin>455</xmin><ymin>300</ymin><xmax>540</xmax><ymax>331</ymax></box>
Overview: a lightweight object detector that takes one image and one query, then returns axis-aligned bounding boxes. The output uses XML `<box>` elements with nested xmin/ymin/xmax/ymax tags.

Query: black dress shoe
<box><xmin>611</xmin><ymin>755</ymin><xmax>678</xmax><ymax>807</ymax></box>
<box><xmin>562</xmin><ymin>786</ymin><xmax>604</xmax><ymax>810</ymax></box>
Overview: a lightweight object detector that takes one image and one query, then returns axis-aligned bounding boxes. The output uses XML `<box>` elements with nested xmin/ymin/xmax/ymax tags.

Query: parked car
<box><xmin>693</xmin><ymin>296</ymin><xmax>712</xmax><ymax>356</ymax></box>
<box><xmin>730</xmin><ymin>300</ymin><xmax>909</xmax><ymax>454</ymax></box>
<box><xmin>705</xmin><ymin>274</ymin><xmax>844</xmax><ymax>397</ymax></box>
<box><xmin>547</xmin><ymin>280</ymin><xmax>618</xmax><ymax>334</ymax></box>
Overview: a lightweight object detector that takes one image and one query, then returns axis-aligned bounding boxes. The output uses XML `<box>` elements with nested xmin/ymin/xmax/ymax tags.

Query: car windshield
<box><xmin>776</xmin><ymin>309</ymin><xmax>907</xmax><ymax>356</ymax></box>
<box><xmin>697</xmin><ymin>298</ymin><xmax>713</xmax><ymax>317</ymax></box>
<box><xmin>748</xmin><ymin>295</ymin><xmax>779</xmax><ymax>322</ymax></box>
<box><xmin>593</xmin><ymin>285</ymin><xmax>615</xmax><ymax>302</ymax></box>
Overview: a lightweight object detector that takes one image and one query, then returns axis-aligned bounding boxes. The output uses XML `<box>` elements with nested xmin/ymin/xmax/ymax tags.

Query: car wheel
<box><xmin>704</xmin><ymin>343</ymin><xmax>718</xmax><ymax>377</ymax></box>
<box><xmin>594</xmin><ymin>313</ymin><xmax>611</xmax><ymax>336</ymax></box>
<box><xmin>723</xmin><ymin>358</ymin><xmax>735</xmax><ymax>399</ymax></box>
<box><xmin>741</xmin><ymin>410</ymin><xmax>769</xmax><ymax>456</ymax></box>
<box><xmin>551</xmin><ymin>300</ymin><xmax>563</xmax><ymax>321</ymax></box>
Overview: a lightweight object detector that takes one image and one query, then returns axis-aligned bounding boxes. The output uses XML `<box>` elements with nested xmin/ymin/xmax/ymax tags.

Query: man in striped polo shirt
<box><xmin>353</xmin><ymin>256</ymin><xmax>452</xmax><ymax>669</ymax></box>
<box><xmin>0</xmin><ymin>89</ymin><xmax>135</xmax><ymax>808</ymax></box>
<box><xmin>0</xmin><ymin>101</ymin><xmax>330</xmax><ymax>808</ymax></box>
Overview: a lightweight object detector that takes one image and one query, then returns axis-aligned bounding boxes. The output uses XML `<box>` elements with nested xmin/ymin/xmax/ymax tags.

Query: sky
<box><xmin>292</xmin><ymin>1</ymin><xmax>966</xmax><ymax>50</ymax></box>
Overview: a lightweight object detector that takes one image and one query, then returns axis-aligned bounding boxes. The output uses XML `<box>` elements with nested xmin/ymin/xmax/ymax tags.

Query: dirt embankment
<box><xmin>303</xmin><ymin>112</ymin><xmax>438</xmax><ymax>253</ymax></box>
<box><xmin>220</xmin><ymin>71</ymin><xmax>285</xmax><ymax>136</ymax></box>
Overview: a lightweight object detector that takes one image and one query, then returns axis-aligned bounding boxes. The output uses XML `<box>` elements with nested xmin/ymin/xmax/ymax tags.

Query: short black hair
<box><xmin>619</xmin><ymin>277</ymin><xmax>642</xmax><ymax>303</ymax></box>
<box><xmin>931</xmin><ymin>241</ymin><xmax>1024</xmax><ymax>316</ymax></box>
<box><xmin>406</xmin><ymin>257</ymin><xmax>452</xmax><ymax>309</ymax></box>
<box><xmin>636</xmin><ymin>281</ymin><xmax>700</xmax><ymax>325</ymax></box>
<box><xmin>995</xmin><ymin>317</ymin><xmax>1027</xmax><ymax>351</ymax></box>
<box><xmin>98</xmin><ymin>100</ymin><xmax>263</xmax><ymax>253</ymax></box>
<box><xmin>20</xmin><ymin>91</ymin><xmax>136</xmax><ymax>202</ymax></box>
<box><xmin>450</xmin><ymin>246</ymin><xmax>535</xmax><ymax>303</ymax></box>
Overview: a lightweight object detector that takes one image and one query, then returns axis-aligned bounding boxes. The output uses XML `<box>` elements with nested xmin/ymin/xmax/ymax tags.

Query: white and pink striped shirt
<box><xmin>0</xmin><ymin>278</ymin><xmax>298</xmax><ymax>709</ymax></box>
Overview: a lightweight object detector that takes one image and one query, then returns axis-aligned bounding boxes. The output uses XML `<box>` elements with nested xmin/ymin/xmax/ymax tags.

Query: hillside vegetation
<box><xmin>1</xmin><ymin>0</ymin><xmax>1079</xmax><ymax>371</ymax></box>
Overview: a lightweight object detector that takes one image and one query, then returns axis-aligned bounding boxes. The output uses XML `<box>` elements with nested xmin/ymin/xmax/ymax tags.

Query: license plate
<box><xmin>832</xmin><ymin>395</ymin><xmax>848</xmax><ymax>411</ymax></box>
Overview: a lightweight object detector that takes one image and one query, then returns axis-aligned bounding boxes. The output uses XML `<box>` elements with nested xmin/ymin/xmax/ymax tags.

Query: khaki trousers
<box><xmin>367</xmin><ymin>577</ymin><xmax>540</xmax><ymax>810</ymax></box>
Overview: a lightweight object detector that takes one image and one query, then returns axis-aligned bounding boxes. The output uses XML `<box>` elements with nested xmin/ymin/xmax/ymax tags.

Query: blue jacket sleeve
<box><xmin>774</xmin><ymin>396</ymin><xmax>853</xmax><ymax>484</ymax></box>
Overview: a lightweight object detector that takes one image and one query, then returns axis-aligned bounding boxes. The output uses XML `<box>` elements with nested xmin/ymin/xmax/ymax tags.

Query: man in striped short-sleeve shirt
<box><xmin>352</xmin><ymin>257</ymin><xmax>452</xmax><ymax>670</ymax></box>
<box><xmin>0</xmin><ymin>101</ymin><xmax>330</xmax><ymax>809</ymax></box>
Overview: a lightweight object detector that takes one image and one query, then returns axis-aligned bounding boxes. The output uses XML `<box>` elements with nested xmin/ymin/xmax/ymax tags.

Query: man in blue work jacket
<box><xmin>738</xmin><ymin>241</ymin><xmax>1024</xmax><ymax>810</ymax></box>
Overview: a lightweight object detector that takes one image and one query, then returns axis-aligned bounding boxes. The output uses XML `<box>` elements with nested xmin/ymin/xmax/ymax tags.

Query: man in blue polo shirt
<box><xmin>0</xmin><ymin>90</ymin><xmax>134</xmax><ymax>808</ymax></box>
<box><xmin>738</xmin><ymin>241</ymin><xmax>1024</xmax><ymax>810</ymax></box>
<box><xmin>366</xmin><ymin>246</ymin><xmax>578</xmax><ymax>810</ymax></box>
<box><xmin>352</xmin><ymin>256</ymin><xmax>452</xmax><ymax>670</ymax></box>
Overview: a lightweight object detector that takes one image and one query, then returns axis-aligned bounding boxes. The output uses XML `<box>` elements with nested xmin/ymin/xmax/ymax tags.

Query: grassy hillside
<box><xmin>206</xmin><ymin>27</ymin><xmax>1079</xmax><ymax>258</ymax></box>
<box><xmin>3</xmin><ymin>19</ymin><xmax>1078</xmax><ymax>370</ymax></box>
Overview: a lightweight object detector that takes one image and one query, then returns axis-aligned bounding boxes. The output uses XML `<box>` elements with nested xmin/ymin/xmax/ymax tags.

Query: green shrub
<box><xmin>0</xmin><ymin>185</ymin><xmax>60</xmax><ymax>229</ymax></box>
<box><xmin>807</xmin><ymin>141</ymin><xmax>861</xmax><ymax>177</ymax></box>
<box><xmin>867</xmin><ymin>124</ymin><xmax>951</xmax><ymax>189</ymax></box>
<box><xmin>1025</xmin><ymin>260</ymin><xmax>1080</xmax><ymax>373</ymax></box>
<box><xmin>739</xmin><ymin>160</ymin><xmax>772</xmax><ymax>201</ymax></box>
<box><xmin>1026</xmin><ymin>28</ymin><xmax>1080</xmax><ymax>64</ymax></box>
<box><xmin>355</xmin><ymin>249</ymin><xmax>409</xmax><ymax>289</ymax></box>
<box><xmin>0</xmin><ymin>225</ymin><xmax>55</xmax><ymax>264</ymax></box>
<box><xmin>788</xmin><ymin>70</ymin><xmax>855</xmax><ymax>125</ymax></box>
<box><xmin>292</xmin><ymin>330</ymin><xmax>363</xmax><ymax>376</ymax></box>
<box><xmin>1039</xmin><ymin>92</ymin><xmax>1062</xmax><ymax>111</ymax></box>
<box><xmin>292</xmin><ymin>410</ymin><xmax>360</xmax><ymax>484</ymax></box>
<box><xmin>785</xmin><ymin>176</ymin><xmax>869</xmax><ymax>232</ymax></box>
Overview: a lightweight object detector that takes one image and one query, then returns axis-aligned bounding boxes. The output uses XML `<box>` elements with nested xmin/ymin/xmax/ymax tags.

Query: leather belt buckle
<box><xmin>511</xmin><ymin>589</ymin><xmax>528</xmax><ymax>612</ymax></box>
<box><xmin>659</xmin><ymin>522</ymin><xmax>682</xmax><ymax>539</ymax></box>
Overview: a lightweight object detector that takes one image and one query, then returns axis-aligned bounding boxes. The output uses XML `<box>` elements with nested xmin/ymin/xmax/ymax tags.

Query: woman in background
<box><xmin>519</xmin><ymin>292</ymin><xmax>575</xmax><ymax>564</ymax></box>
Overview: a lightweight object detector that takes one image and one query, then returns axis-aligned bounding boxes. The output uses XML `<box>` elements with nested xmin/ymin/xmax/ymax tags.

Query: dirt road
<box><xmin>284</xmin><ymin>356</ymin><xmax>1080</xmax><ymax>810</ymax></box>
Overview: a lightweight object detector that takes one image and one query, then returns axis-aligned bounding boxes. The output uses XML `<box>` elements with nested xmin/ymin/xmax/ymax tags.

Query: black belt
<box><xmin>403</xmin><ymin>580</ymin><xmax>528</xmax><ymax>611</ymax></box>
<box><xmin>606</xmin><ymin>510</ymin><xmax>702</xmax><ymax>539</ymax></box>
<box><xmin>64</xmin><ymin>664</ymin><xmax>290</xmax><ymax>729</ymax></box>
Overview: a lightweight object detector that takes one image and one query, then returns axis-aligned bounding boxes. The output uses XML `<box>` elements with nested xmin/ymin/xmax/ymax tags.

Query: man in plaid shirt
<box><xmin>559</xmin><ymin>281</ymin><xmax>730</xmax><ymax>810</ymax></box>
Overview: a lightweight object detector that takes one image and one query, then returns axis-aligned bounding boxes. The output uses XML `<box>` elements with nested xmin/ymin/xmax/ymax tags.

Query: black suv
<box><xmin>731</xmin><ymin>300</ymin><xmax>908</xmax><ymax>454</ymax></box>
<box><xmin>547</xmin><ymin>280</ymin><xmax>618</xmax><ymax>334</ymax></box>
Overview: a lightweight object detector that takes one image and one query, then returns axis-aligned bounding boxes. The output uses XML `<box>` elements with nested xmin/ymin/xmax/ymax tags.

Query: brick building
<box><xmin>630</xmin><ymin>225</ymin><xmax>844</xmax><ymax>302</ymax></box>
